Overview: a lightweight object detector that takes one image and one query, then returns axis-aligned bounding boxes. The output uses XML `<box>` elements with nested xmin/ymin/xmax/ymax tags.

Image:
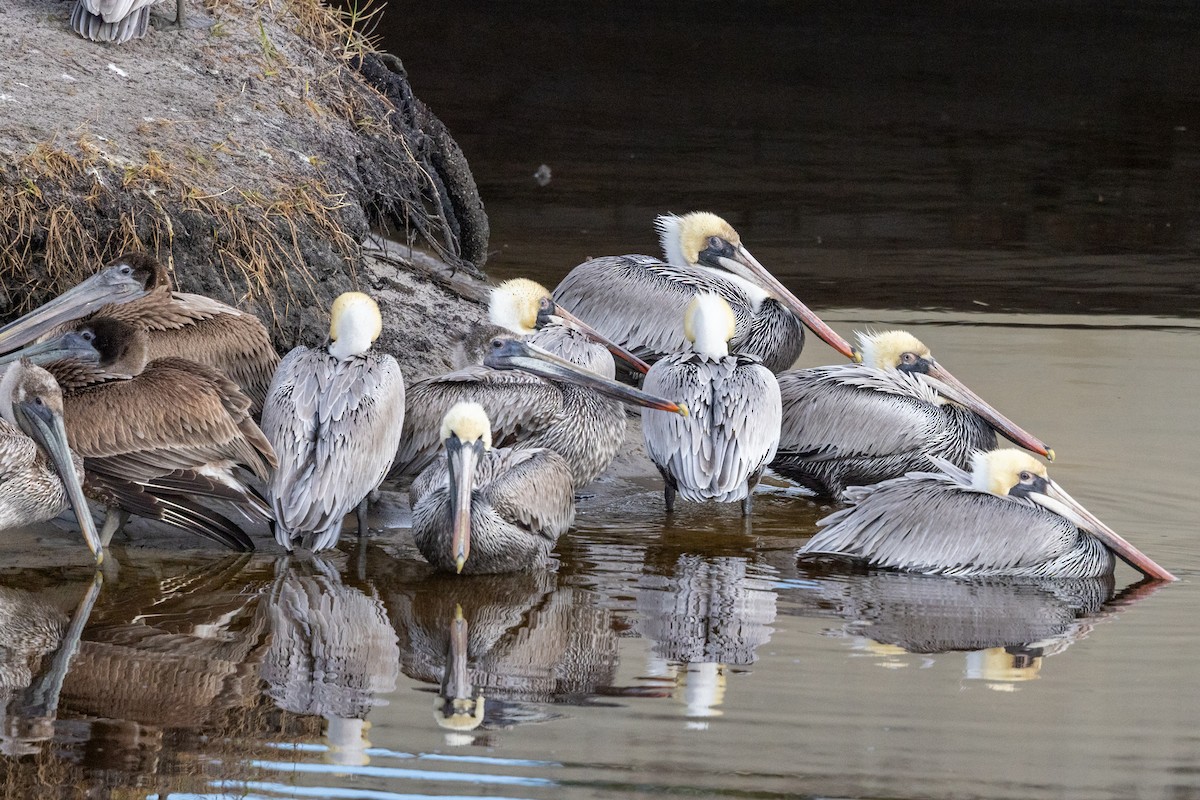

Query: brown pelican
<box><xmin>553</xmin><ymin>211</ymin><xmax>859</xmax><ymax>374</ymax></box>
<box><xmin>411</xmin><ymin>402</ymin><xmax>575</xmax><ymax>574</ymax></box>
<box><xmin>0</xmin><ymin>259</ymin><xmax>154</xmax><ymax>354</ymax></box>
<box><xmin>798</xmin><ymin>449</ymin><xmax>1176</xmax><ymax>581</ymax></box>
<box><xmin>71</xmin><ymin>0</ymin><xmax>182</xmax><ymax>43</ymax></box>
<box><xmin>771</xmin><ymin>329</ymin><xmax>1055</xmax><ymax>497</ymax></box>
<box><xmin>10</xmin><ymin>318</ymin><xmax>276</xmax><ymax>551</ymax></box>
<box><xmin>263</xmin><ymin>292</ymin><xmax>405</xmax><ymax>553</ymax></box>
<box><xmin>642</xmin><ymin>294</ymin><xmax>782</xmax><ymax>515</ymax></box>
<box><xmin>394</xmin><ymin>283</ymin><xmax>683</xmax><ymax>488</ymax></box>
<box><xmin>0</xmin><ymin>361</ymin><xmax>102</xmax><ymax>563</ymax></box>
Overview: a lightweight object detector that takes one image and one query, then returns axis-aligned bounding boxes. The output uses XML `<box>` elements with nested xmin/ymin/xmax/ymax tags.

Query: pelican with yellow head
<box><xmin>641</xmin><ymin>293</ymin><xmax>783</xmax><ymax>515</ymax></box>
<box><xmin>263</xmin><ymin>291</ymin><xmax>406</xmax><ymax>553</ymax></box>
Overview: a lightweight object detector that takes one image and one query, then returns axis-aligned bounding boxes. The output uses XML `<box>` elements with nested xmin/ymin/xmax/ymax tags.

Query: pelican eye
<box><xmin>489</xmin><ymin>337</ymin><xmax>505</xmax><ymax>350</ymax></box>
<box><xmin>900</xmin><ymin>352</ymin><xmax>918</xmax><ymax>365</ymax></box>
<box><xmin>538</xmin><ymin>297</ymin><xmax>554</xmax><ymax>312</ymax></box>
<box><xmin>118</xmin><ymin>264</ymin><xmax>133</xmax><ymax>276</ymax></box>
<box><xmin>33</xmin><ymin>396</ymin><xmax>44</xmax><ymax>406</ymax></box>
<box><xmin>80</xmin><ymin>330</ymin><xmax>95</xmax><ymax>343</ymax></box>
<box><xmin>707</xmin><ymin>235</ymin><xmax>725</xmax><ymax>250</ymax></box>
<box><xmin>1018</xmin><ymin>470</ymin><xmax>1034</xmax><ymax>482</ymax></box>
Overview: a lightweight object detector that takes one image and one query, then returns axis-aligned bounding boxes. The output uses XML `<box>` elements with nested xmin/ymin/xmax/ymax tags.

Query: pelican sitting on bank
<box><xmin>71</xmin><ymin>0</ymin><xmax>183</xmax><ymax>44</ymax></box>
<box><xmin>798</xmin><ymin>449</ymin><xmax>1176</xmax><ymax>581</ymax></box>
<box><xmin>642</xmin><ymin>294</ymin><xmax>782</xmax><ymax>515</ymax></box>
<box><xmin>0</xmin><ymin>361</ymin><xmax>103</xmax><ymax>563</ymax></box>
<box><xmin>771</xmin><ymin>330</ymin><xmax>1055</xmax><ymax>498</ymax></box>
<box><xmin>553</xmin><ymin>212</ymin><xmax>858</xmax><ymax>374</ymax></box>
<box><xmin>394</xmin><ymin>279</ymin><xmax>681</xmax><ymax>488</ymax></box>
<box><xmin>411</xmin><ymin>402</ymin><xmax>574</xmax><ymax>574</ymax></box>
<box><xmin>263</xmin><ymin>292</ymin><xmax>405</xmax><ymax>553</ymax></box>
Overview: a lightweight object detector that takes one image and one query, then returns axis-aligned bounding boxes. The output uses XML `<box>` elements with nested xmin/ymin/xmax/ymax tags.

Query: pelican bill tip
<box><xmin>1045</xmin><ymin>447</ymin><xmax>1056</xmax><ymax>463</ymax></box>
<box><xmin>677</xmin><ymin>402</ymin><xmax>690</xmax><ymax>418</ymax></box>
<box><xmin>850</xmin><ymin>346</ymin><xmax>863</xmax><ymax>364</ymax></box>
<box><xmin>455</xmin><ymin>555</ymin><xmax>466</xmax><ymax>574</ymax></box>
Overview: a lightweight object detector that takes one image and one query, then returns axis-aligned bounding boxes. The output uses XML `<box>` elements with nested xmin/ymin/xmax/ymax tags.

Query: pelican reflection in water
<box><xmin>411</xmin><ymin>402</ymin><xmax>575</xmax><ymax>574</ymax></box>
<box><xmin>554</xmin><ymin>212</ymin><xmax>859</xmax><ymax>374</ymax></box>
<box><xmin>0</xmin><ymin>361</ymin><xmax>102</xmax><ymax>561</ymax></box>
<box><xmin>263</xmin><ymin>292</ymin><xmax>406</xmax><ymax>553</ymax></box>
<box><xmin>772</xmin><ymin>330</ymin><xmax>1054</xmax><ymax>497</ymax></box>
<box><xmin>642</xmin><ymin>294</ymin><xmax>781</xmax><ymax>515</ymax></box>
<box><xmin>799</xmin><ymin>449</ymin><xmax>1175</xmax><ymax>581</ymax></box>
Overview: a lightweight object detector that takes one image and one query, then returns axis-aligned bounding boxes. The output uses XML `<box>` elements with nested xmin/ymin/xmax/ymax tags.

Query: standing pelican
<box><xmin>0</xmin><ymin>361</ymin><xmax>102</xmax><ymax>562</ymax></box>
<box><xmin>642</xmin><ymin>294</ymin><xmax>782</xmax><ymax>515</ymax></box>
<box><xmin>71</xmin><ymin>0</ymin><xmax>183</xmax><ymax>44</ymax></box>
<box><xmin>263</xmin><ymin>292</ymin><xmax>405</xmax><ymax>553</ymax></box>
<box><xmin>411</xmin><ymin>402</ymin><xmax>575</xmax><ymax>574</ymax></box>
<box><xmin>771</xmin><ymin>330</ymin><xmax>1054</xmax><ymax>498</ymax></box>
<box><xmin>394</xmin><ymin>280</ymin><xmax>680</xmax><ymax>488</ymax></box>
<box><xmin>553</xmin><ymin>212</ymin><xmax>858</xmax><ymax>373</ymax></box>
<box><xmin>5</xmin><ymin>318</ymin><xmax>276</xmax><ymax>550</ymax></box>
<box><xmin>0</xmin><ymin>259</ymin><xmax>154</xmax><ymax>354</ymax></box>
<box><xmin>798</xmin><ymin>449</ymin><xmax>1176</xmax><ymax>581</ymax></box>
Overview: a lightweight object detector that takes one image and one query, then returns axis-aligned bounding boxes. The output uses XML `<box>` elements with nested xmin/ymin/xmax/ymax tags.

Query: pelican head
<box><xmin>656</xmin><ymin>211</ymin><xmax>859</xmax><ymax>362</ymax></box>
<box><xmin>442</xmin><ymin>402</ymin><xmax>491</xmax><ymax>574</ymax></box>
<box><xmin>858</xmin><ymin>330</ymin><xmax>1055</xmax><ymax>462</ymax></box>
<box><xmin>0</xmin><ymin>254</ymin><xmax>159</xmax><ymax>354</ymax></box>
<box><xmin>73</xmin><ymin>318</ymin><xmax>150</xmax><ymax>375</ymax></box>
<box><xmin>684</xmin><ymin>293</ymin><xmax>736</xmax><ymax>358</ymax></box>
<box><xmin>329</xmin><ymin>292</ymin><xmax>382</xmax><ymax>360</ymax></box>
<box><xmin>970</xmin><ymin>449</ymin><xmax>1175</xmax><ymax>582</ymax></box>
<box><xmin>490</xmin><ymin>278</ymin><xmax>651</xmax><ymax>373</ymax></box>
<box><xmin>435</xmin><ymin>604</ymin><xmax>485</xmax><ymax>731</ymax></box>
<box><xmin>0</xmin><ymin>360</ymin><xmax>103</xmax><ymax>563</ymax></box>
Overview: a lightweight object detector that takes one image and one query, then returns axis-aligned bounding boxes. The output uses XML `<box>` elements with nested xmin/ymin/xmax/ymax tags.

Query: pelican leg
<box><xmin>741</xmin><ymin>494</ymin><xmax>753</xmax><ymax>517</ymax></box>
<box><xmin>743</xmin><ymin>468</ymin><xmax>764</xmax><ymax>517</ymax></box>
<box><xmin>99</xmin><ymin>506</ymin><xmax>130</xmax><ymax>547</ymax></box>
<box><xmin>176</xmin><ymin>0</ymin><xmax>184</xmax><ymax>27</ymax></box>
<box><xmin>664</xmin><ymin>483</ymin><xmax>675</xmax><ymax>513</ymax></box>
<box><xmin>357</xmin><ymin>498</ymin><xmax>370</xmax><ymax>537</ymax></box>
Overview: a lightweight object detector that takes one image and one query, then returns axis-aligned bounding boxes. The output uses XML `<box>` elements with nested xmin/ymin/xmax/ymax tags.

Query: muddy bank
<box><xmin>0</xmin><ymin>0</ymin><xmax>489</xmax><ymax>378</ymax></box>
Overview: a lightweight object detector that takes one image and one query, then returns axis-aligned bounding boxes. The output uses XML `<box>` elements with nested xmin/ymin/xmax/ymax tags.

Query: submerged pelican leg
<box><xmin>356</xmin><ymin>497</ymin><xmax>369</xmax><ymax>537</ymax></box>
<box><xmin>98</xmin><ymin>506</ymin><xmax>130</xmax><ymax>547</ymax></box>
<box><xmin>664</xmin><ymin>482</ymin><xmax>676</xmax><ymax>513</ymax></box>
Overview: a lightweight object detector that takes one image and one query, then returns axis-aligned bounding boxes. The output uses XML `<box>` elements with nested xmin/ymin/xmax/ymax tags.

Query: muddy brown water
<box><xmin>3</xmin><ymin>3</ymin><xmax>1200</xmax><ymax>799</ymax></box>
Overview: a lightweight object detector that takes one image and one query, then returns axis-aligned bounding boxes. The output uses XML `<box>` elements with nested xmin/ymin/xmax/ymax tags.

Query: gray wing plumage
<box><xmin>70</xmin><ymin>0</ymin><xmax>153</xmax><ymax>43</ymax></box>
<box><xmin>801</xmin><ymin>470</ymin><xmax>1089</xmax><ymax>577</ymax></box>
<box><xmin>263</xmin><ymin>347</ymin><xmax>406</xmax><ymax>549</ymax></box>
<box><xmin>482</xmin><ymin>448</ymin><xmax>576</xmax><ymax>539</ymax></box>
<box><xmin>553</xmin><ymin>255</ymin><xmax>753</xmax><ymax>362</ymax></box>
<box><xmin>392</xmin><ymin>366</ymin><xmax>563</xmax><ymax>480</ymax></box>
<box><xmin>643</xmin><ymin>354</ymin><xmax>781</xmax><ymax>503</ymax></box>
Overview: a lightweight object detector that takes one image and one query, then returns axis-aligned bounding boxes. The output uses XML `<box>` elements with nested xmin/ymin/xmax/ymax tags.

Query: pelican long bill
<box><xmin>0</xmin><ymin>264</ymin><xmax>149</xmax><ymax>354</ymax></box>
<box><xmin>445</xmin><ymin>434</ymin><xmax>481</xmax><ymax>574</ymax></box>
<box><xmin>540</xmin><ymin>301</ymin><xmax>652</xmax><ymax>374</ymax></box>
<box><xmin>1031</xmin><ymin>480</ymin><xmax>1176</xmax><ymax>582</ymax></box>
<box><xmin>15</xmin><ymin>396</ymin><xmax>104</xmax><ymax>563</ymax></box>
<box><xmin>0</xmin><ymin>331</ymin><xmax>101</xmax><ymax>369</ymax></box>
<box><xmin>484</xmin><ymin>338</ymin><xmax>688</xmax><ymax>415</ymax></box>
<box><xmin>707</xmin><ymin>243</ymin><xmax>860</xmax><ymax>363</ymax></box>
<box><xmin>923</xmin><ymin>362</ymin><xmax>1055</xmax><ymax>461</ymax></box>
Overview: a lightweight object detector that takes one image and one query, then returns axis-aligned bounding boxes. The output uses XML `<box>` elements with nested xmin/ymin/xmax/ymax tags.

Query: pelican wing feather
<box><xmin>553</xmin><ymin>255</ymin><xmax>753</xmax><ymax>362</ymax></box>
<box><xmin>801</xmin><ymin>470</ymin><xmax>1084</xmax><ymax>576</ymax></box>
<box><xmin>392</xmin><ymin>366</ymin><xmax>563</xmax><ymax>480</ymax></box>
<box><xmin>481</xmin><ymin>447</ymin><xmax>576</xmax><ymax>540</ymax></box>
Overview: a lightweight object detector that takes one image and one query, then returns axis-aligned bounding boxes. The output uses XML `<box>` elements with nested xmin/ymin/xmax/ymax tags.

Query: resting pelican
<box><xmin>71</xmin><ymin>0</ymin><xmax>182</xmax><ymax>43</ymax></box>
<box><xmin>263</xmin><ymin>292</ymin><xmax>405</xmax><ymax>553</ymax></box>
<box><xmin>799</xmin><ymin>449</ymin><xmax>1176</xmax><ymax>581</ymax></box>
<box><xmin>394</xmin><ymin>280</ymin><xmax>682</xmax><ymax>487</ymax></box>
<box><xmin>0</xmin><ymin>259</ymin><xmax>154</xmax><ymax>354</ymax></box>
<box><xmin>771</xmin><ymin>330</ymin><xmax>1055</xmax><ymax>497</ymax></box>
<box><xmin>553</xmin><ymin>212</ymin><xmax>858</xmax><ymax>374</ymax></box>
<box><xmin>411</xmin><ymin>402</ymin><xmax>575</xmax><ymax>574</ymax></box>
<box><xmin>642</xmin><ymin>294</ymin><xmax>782</xmax><ymax>515</ymax></box>
<box><xmin>0</xmin><ymin>361</ymin><xmax>103</xmax><ymax>562</ymax></box>
<box><xmin>8</xmin><ymin>318</ymin><xmax>276</xmax><ymax>550</ymax></box>
<box><xmin>73</xmin><ymin>253</ymin><xmax>279</xmax><ymax>416</ymax></box>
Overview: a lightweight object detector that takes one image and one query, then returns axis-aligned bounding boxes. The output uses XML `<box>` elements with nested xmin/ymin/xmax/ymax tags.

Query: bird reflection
<box><xmin>635</xmin><ymin>554</ymin><xmax>777</xmax><ymax>723</ymax></box>
<box><xmin>380</xmin><ymin>567</ymin><xmax>620</xmax><ymax>738</ymax></box>
<box><xmin>258</xmin><ymin>556</ymin><xmax>400</xmax><ymax>766</ymax></box>
<box><xmin>786</xmin><ymin>568</ymin><xmax>1159</xmax><ymax>687</ymax></box>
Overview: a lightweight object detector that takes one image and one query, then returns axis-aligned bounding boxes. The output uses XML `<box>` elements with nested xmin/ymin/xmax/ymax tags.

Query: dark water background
<box><xmin>2</xmin><ymin>3</ymin><xmax>1200</xmax><ymax>799</ymax></box>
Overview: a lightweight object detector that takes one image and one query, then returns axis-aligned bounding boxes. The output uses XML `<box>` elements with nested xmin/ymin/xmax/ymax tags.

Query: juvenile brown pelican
<box><xmin>71</xmin><ymin>0</ymin><xmax>182</xmax><ymax>43</ymax></box>
<box><xmin>263</xmin><ymin>292</ymin><xmax>405</xmax><ymax>553</ymax></box>
<box><xmin>0</xmin><ymin>361</ymin><xmax>102</xmax><ymax>562</ymax></box>
<box><xmin>411</xmin><ymin>402</ymin><xmax>575</xmax><ymax>574</ymax></box>
<box><xmin>642</xmin><ymin>294</ymin><xmax>781</xmax><ymax>515</ymax></box>
<box><xmin>394</xmin><ymin>282</ymin><xmax>683</xmax><ymax>488</ymax></box>
<box><xmin>79</xmin><ymin>253</ymin><xmax>279</xmax><ymax>416</ymax></box>
<box><xmin>553</xmin><ymin>212</ymin><xmax>858</xmax><ymax>373</ymax></box>
<box><xmin>0</xmin><ymin>260</ymin><xmax>154</xmax><ymax>354</ymax></box>
<box><xmin>12</xmin><ymin>318</ymin><xmax>276</xmax><ymax>550</ymax></box>
<box><xmin>799</xmin><ymin>449</ymin><xmax>1176</xmax><ymax>581</ymax></box>
<box><xmin>771</xmin><ymin>330</ymin><xmax>1054</xmax><ymax>497</ymax></box>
